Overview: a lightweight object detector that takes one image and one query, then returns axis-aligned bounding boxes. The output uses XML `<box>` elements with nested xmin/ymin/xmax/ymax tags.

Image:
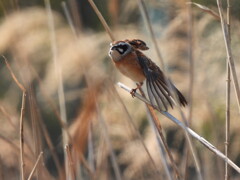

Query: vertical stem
<box><xmin>27</xmin><ymin>152</ymin><xmax>43</xmax><ymax>180</ymax></box>
<box><xmin>186</xmin><ymin>0</ymin><xmax>194</xmax><ymax>126</ymax></box>
<box><xmin>225</xmin><ymin>0</ymin><xmax>231</xmax><ymax>179</ymax></box>
<box><xmin>185</xmin><ymin>1</ymin><xmax>194</xmax><ymax>179</ymax></box>
<box><xmin>97</xmin><ymin>106</ymin><xmax>122</xmax><ymax>180</ymax></box>
<box><xmin>216</xmin><ymin>0</ymin><xmax>240</xmax><ymax>113</ymax></box>
<box><xmin>20</xmin><ymin>92</ymin><xmax>26</xmax><ymax>180</ymax></box>
<box><xmin>138</xmin><ymin>87</ymin><xmax>181</xmax><ymax>180</ymax></box>
<box><xmin>44</xmin><ymin>0</ymin><xmax>69</xmax><ymax>178</ymax></box>
<box><xmin>65</xmin><ymin>145</ymin><xmax>76</xmax><ymax>180</ymax></box>
<box><xmin>87</xmin><ymin>0</ymin><xmax>115</xmax><ymax>41</ymax></box>
<box><xmin>87</xmin><ymin>124</ymin><xmax>95</xmax><ymax>171</ymax></box>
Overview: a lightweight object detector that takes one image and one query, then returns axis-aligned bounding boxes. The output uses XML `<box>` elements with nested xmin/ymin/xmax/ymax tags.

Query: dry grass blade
<box><xmin>117</xmin><ymin>82</ymin><xmax>240</xmax><ymax>174</ymax></box>
<box><xmin>87</xmin><ymin>0</ymin><xmax>115</xmax><ymax>41</ymax></box>
<box><xmin>19</xmin><ymin>92</ymin><xmax>26</xmax><ymax>180</ymax></box>
<box><xmin>96</xmin><ymin>105</ymin><xmax>122</xmax><ymax>180</ymax></box>
<box><xmin>44</xmin><ymin>0</ymin><xmax>69</xmax><ymax>177</ymax></box>
<box><xmin>61</xmin><ymin>1</ymin><xmax>77</xmax><ymax>37</ymax></box>
<box><xmin>0</xmin><ymin>106</ymin><xmax>17</xmax><ymax>129</ymax></box>
<box><xmin>110</xmin><ymin>84</ymin><xmax>161</xmax><ymax>175</ymax></box>
<box><xmin>65</xmin><ymin>145</ymin><xmax>76</xmax><ymax>180</ymax></box>
<box><xmin>186</xmin><ymin>2</ymin><xmax>220</xmax><ymax>20</ymax></box>
<box><xmin>216</xmin><ymin>0</ymin><xmax>240</xmax><ymax>114</ymax></box>
<box><xmin>2</xmin><ymin>55</ymin><xmax>27</xmax><ymax>180</ymax></box>
<box><xmin>2</xmin><ymin>55</ymin><xmax>26</xmax><ymax>92</ymax></box>
<box><xmin>137</xmin><ymin>1</ymin><xmax>202</xmax><ymax>178</ymax></box>
<box><xmin>145</xmin><ymin>108</ymin><xmax>173</xmax><ymax>180</ymax></box>
<box><xmin>137</xmin><ymin>0</ymin><xmax>164</xmax><ymax>68</ymax></box>
<box><xmin>138</xmin><ymin>86</ymin><xmax>181</xmax><ymax>180</ymax></box>
<box><xmin>39</xmin><ymin>118</ymin><xmax>64</xmax><ymax>179</ymax></box>
<box><xmin>225</xmin><ymin>0</ymin><xmax>231</xmax><ymax>179</ymax></box>
<box><xmin>27</xmin><ymin>152</ymin><xmax>43</xmax><ymax>180</ymax></box>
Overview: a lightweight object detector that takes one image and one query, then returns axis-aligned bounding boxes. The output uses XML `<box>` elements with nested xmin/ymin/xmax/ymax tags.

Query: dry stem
<box><xmin>65</xmin><ymin>145</ymin><xmax>76</xmax><ymax>180</ymax></box>
<box><xmin>27</xmin><ymin>152</ymin><xmax>43</xmax><ymax>180</ymax></box>
<box><xmin>138</xmin><ymin>86</ymin><xmax>181</xmax><ymax>180</ymax></box>
<box><xmin>118</xmin><ymin>82</ymin><xmax>240</xmax><ymax>174</ymax></box>
<box><xmin>2</xmin><ymin>55</ymin><xmax>27</xmax><ymax>180</ymax></box>
<box><xmin>20</xmin><ymin>92</ymin><xmax>26</xmax><ymax>180</ymax></box>
<box><xmin>225</xmin><ymin>0</ymin><xmax>231</xmax><ymax>179</ymax></box>
<box><xmin>96</xmin><ymin>105</ymin><xmax>122</xmax><ymax>180</ymax></box>
<box><xmin>87</xmin><ymin>0</ymin><xmax>115</xmax><ymax>41</ymax></box>
<box><xmin>216</xmin><ymin>0</ymin><xmax>240</xmax><ymax>113</ymax></box>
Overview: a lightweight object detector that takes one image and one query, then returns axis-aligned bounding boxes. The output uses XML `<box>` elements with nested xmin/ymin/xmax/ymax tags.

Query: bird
<box><xmin>108</xmin><ymin>39</ymin><xmax>187</xmax><ymax>111</ymax></box>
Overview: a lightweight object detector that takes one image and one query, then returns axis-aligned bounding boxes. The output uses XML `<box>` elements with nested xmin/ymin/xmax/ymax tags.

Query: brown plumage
<box><xmin>109</xmin><ymin>39</ymin><xmax>187</xmax><ymax>111</ymax></box>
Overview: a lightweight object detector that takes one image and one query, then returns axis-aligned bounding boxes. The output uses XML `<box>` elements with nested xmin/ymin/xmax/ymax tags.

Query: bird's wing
<box><xmin>137</xmin><ymin>54</ymin><xmax>187</xmax><ymax>111</ymax></box>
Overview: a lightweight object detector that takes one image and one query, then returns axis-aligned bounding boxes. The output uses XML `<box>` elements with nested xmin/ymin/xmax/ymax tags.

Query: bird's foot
<box><xmin>130</xmin><ymin>88</ymin><xmax>137</xmax><ymax>97</ymax></box>
<box><xmin>130</xmin><ymin>82</ymin><xmax>143</xmax><ymax>98</ymax></box>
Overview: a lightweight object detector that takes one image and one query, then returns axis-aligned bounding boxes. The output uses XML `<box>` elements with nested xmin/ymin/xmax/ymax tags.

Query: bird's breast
<box><xmin>114</xmin><ymin>53</ymin><xmax>146</xmax><ymax>83</ymax></box>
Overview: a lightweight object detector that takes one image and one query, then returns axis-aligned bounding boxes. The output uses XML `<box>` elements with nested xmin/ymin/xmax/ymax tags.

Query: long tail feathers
<box><xmin>146</xmin><ymin>79</ymin><xmax>187</xmax><ymax>111</ymax></box>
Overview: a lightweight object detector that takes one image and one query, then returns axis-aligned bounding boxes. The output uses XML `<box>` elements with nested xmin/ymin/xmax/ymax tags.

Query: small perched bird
<box><xmin>108</xmin><ymin>39</ymin><xmax>187</xmax><ymax>111</ymax></box>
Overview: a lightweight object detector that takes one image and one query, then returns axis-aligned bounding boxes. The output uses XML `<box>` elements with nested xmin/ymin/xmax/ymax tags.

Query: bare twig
<box><xmin>65</xmin><ymin>145</ymin><xmax>76</xmax><ymax>180</ymax></box>
<box><xmin>27</xmin><ymin>152</ymin><xmax>43</xmax><ymax>180</ymax></box>
<box><xmin>117</xmin><ymin>82</ymin><xmax>240</xmax><ymax>173</ymax></box>
<box><xmin>137</xmin><ymin>1</ymin><xmax>202</xmax><ymax>178</ymax></box>
<box><xmin>44</xmin><ymin>0</ymin><xmax>69</xmax><ymax>178</ymax></box>
<box><xmin>216</xmin><ymin>0</ymin><xmax>240</xmax><ymax>113</ymax></box>
<box><xmin>87</xmin><ymin>0</ymin><xmax>115</xmax><ymax>41</ymax></box>
<box><xmin>137</xmin><ymin>0</ymin><xmax>165</xmax><ymax>68</ymax></box>
<box><xmin>225</xmin><ymin>0</ymin><xmax>231</xmax><ymax>179</ymax></box>
<box><xmin>138</xmin><ymin>86</ymin><xmax>181</xmax><ymax>180</ymax></box>
<box><xmin>186</xmin><ymin>2</ymin><xmax>220</xmax><ymax>20</ymax></box>
<box><xmin>110</xmin><ymin>84</ymin><xmax>161</xmax><ymax>175</ymax></box>
<box><xmin>20</xmin><ymin>91</ymin><xmax>26</xmax><ymax>180</ymax></box>
<box><xmin>0</xmin><ymin>106</ymin><xmax>17</xmax><ymax>130</ymax></box>
<box><xmin>96</xmin><ymin>105</ymin><xmax>122</xmax><ymax>180</ymax></box>
<box><xmin>2</xmin><ymin>55</ymin><xmax>27</xmax><ymax>180</ymax></box>
<box><xmin>38</xmin><ymin>113</ymin><xmax>64</xmax><ymax>179</ymax></box>
<box><xmin>185</xmin><ymin>2</ymin><xmax>194</xmax><ymax>179</ymax></box>
<box><xmin>61</xmin><ymin>1</ymin><xmax>77</xmax><ymax>37</ymax></box>
<box><xmin>2</xmin><ymin>55</ymin><xmax>26</xmax><ymax>92</ymax></box>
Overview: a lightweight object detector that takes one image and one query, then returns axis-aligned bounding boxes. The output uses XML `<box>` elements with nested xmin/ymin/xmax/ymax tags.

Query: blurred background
<box><xmin>0</xmin><ymin>0</ymin><xmax>240</xmax><ymax>179</ymax></box>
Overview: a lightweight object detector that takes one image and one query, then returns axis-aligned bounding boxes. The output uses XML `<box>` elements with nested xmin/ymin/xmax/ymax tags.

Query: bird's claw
<box><xmin>130</xmin><ymin>88</ymin><xmax>137</xmax><ymax>97</ymax></box>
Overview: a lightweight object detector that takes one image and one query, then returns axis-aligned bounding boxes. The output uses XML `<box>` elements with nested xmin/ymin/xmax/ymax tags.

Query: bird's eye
<box><xmin>116</xmin><ymin>44</ymin><xmax>129</xmax><ymax>54</ymax></box>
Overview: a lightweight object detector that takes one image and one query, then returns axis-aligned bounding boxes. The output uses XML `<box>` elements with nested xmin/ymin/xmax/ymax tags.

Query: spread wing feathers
<box><xmin>137</xmin><ymin>54</ymin><xmax>187</xmax><ymax>110</ymax></box>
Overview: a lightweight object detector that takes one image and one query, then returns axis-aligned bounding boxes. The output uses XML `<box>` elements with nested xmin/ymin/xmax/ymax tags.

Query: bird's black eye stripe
<box><xmin>115</xmin><ymin>44</ymin><xmax>129</xmax><ymax>54</ymax></box>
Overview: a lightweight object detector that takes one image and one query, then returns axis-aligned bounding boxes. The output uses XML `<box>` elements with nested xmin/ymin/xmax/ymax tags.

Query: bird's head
<box><xmin>109</xmin><ymin>41</ymin><xmax>132</xmax><ymax>62</ymax></box>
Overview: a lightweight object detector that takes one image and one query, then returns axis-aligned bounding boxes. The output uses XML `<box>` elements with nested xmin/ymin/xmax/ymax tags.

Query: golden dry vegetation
<box><xmin>0</xmin><ymin>0</ymin><xmax>240</xmax><ymax>180</ymax></box>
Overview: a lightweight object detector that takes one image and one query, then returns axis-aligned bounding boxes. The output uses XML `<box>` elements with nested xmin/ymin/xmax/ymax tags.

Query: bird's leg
<box><xmin>130</xmin><ymin>82</ymin><xmax>143</xmax><ymax>97</ymax></box>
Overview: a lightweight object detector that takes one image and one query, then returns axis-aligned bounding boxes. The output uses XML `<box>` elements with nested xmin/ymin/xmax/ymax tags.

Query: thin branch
<box><xmin>27</xmin><ymin>152</ymin><xmax>43</xmax><ymax>180</ymax></box>
<box><xmin>145</xmin><ymin>106</ymin><xmax>173</xmax><ymax>180</ymax></box>
<box><xmin>138</xmin><ymin>86</ymin><xmax>181</xmax><ymax>180</ymax></box>
<box><xmin>186</xmin><ymin>2</ymin><xmax>220</xmax><ymax>20</ymax></box>
<box><xmin>137</xmin><ymin>1</ymin><xmax>202</xmax><ymax>178</ymax></box>
<box><xmin>96</xmin><ymin>105</ymin><xmax>122</xmax><ymax>180</ymax></box>
<box><xmin>0</xmin><ymin>106</ymin><xmax>17</xmax><ymax>130</ymax></box>
<box><xmin>65</xmin><ymin>145</ymin><xmax>76</xmax><ymax>180</ymax></box>
<box><xmin>137</xmin><ymin>0</ymin><xmax>165</xmax><ymax>68</ymax></box>
<box><xmin>117</xmin><ymin>82</ymin><xmax>240</xmax><ymax>174</ymax></box>
<box><xmin>44</xmin><ymin>0</ymin><xmax>69</xmax><ymax>178</ymax></box>
<box><xmin>110</xmin><ymin>84</ymin><xmax>162</xmax><ymax>176</ymax></box>
<box><xmin>87</xmin><ymin>0</ymin><xmax>115</xmax><ymax>41</ymax></box>
<box><xmin>2</xmin><ymin>55</ymin><xmax>27</xmax><ymax>180</ymax></box>
<box><xmin>61</xmin><ymin>1</ymin><xmax>77</xmax><ymax>37</ymax></box>
<box><xmin>20</xmin><ymin>92</ymin><xmax>27</xmax><ymax>180</ymax></box>
<box><xmin>216</xmin><ymin>0</ymin><xmax>240</xmax><ymax>114</ymax></box>
<box><xmin>2</xmin><ymin>55</ymin><xmax>26</xmax><ymax>92</ymax></box>
<box><xmin>225</xmin><ymin>0</ymin><xmax>231</xmax><ymax>179</ymax></box>
<box><xmin>185</xmin><ymin>2</ymin><xmax>194</xmax><ymax>179</ymax></box>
